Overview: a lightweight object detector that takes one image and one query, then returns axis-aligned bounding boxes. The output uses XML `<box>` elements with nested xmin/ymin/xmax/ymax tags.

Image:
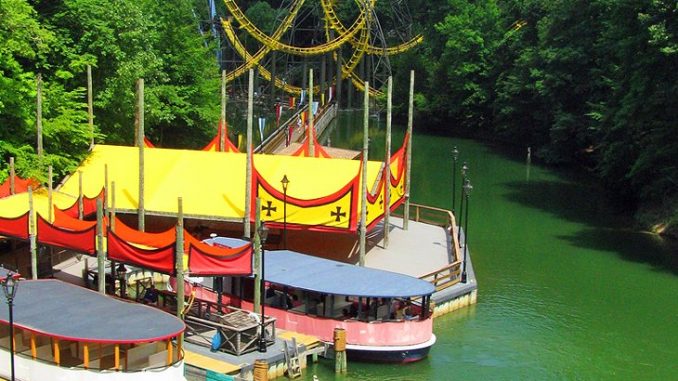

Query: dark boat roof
<box><xmin>264</xmin><ymin>250</ymin><xmax>435</xmax><ymax>298</ymax></box>
<box><xmin>0</xmin><ymin>278</ymin><xmax>184</xmax><ymax>343</ymax></box>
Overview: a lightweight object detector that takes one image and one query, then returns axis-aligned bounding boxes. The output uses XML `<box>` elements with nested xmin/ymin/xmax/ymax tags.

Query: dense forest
<box><xmin>1</xmin><ymin>0</ymin><xmax>676</xmax><ymax>236</ymax></box>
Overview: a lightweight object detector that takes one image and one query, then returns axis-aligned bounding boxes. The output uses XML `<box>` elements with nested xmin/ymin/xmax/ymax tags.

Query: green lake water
<box><xmin>298</xmin><ymin>111</ymin><xmax>678</xmax><ymax>380</ymax></box>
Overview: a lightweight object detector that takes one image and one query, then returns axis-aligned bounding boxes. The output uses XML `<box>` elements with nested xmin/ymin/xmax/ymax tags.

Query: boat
<box><xmin>181</xmin><ymin>237</ymin><xmax>436</xmax><ymax>363</ymax></box>
<box><xmin>0</xmin><ymin>268</ymin><xmax>186</xmax><ymax>381</ymax></box>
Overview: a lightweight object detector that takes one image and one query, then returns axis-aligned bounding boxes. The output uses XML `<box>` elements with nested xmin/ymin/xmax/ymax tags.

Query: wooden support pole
<box><xmin>245</xmin><ymin>70</ymin><xmax>254</xmax><ymax>239</ymax></box>
<box><xmin>166</xmin><ymin>340</ymin><xmax>173</xmax><ymax>366</ymax></box>
<box><xmin>253</xmin><ymin>198</ymin><xmax>261</xmax><ymax>314</ymax></box>
<box><xmin>110</xmin><ymin>181</ymin><xmax>116</xmax><ymax>232</ymax></box>
<box><xmin>384</xmin><ymin>76</ymin><xmax>392</xmax><ymax>248</ymax></box>
<box><xmin>78</xmin><ymin>171</ymin><xmax>84</xmax><ymax>219</ymax></box>
<box><xmin>88</xmin><ymin>65</ymin><xmax>94</xmax><ymax>149</ymax></box>
<box><xmin>83</xmin><ymin>343</ymin><xmax>89</xmax><ymax>369</ymax></box>
<box><xmin>308</xmin><ymin>69</ymin><xmax>315</xmax><ymax>157</ymax></box>
<box><xmin>176</xmin><ymin>197</ymin><xmax>185</xmax><ymax>322</ymax></box>
<box><xmin>9</xmin><ymin>157</ymin><xmax>15</xmax><ymax>195</ymax></box>
<box><xmin>47</xmin><ymin>165</ymin><xmax>53</xmax><ymax>223</ymax></box>
<box><xmin>30</xmin><ymin>333</ymin><xmax>36</xmax><ymax>359</ymax></box>
<box><xmin>36</xmin><ymin>73</ymin><xmax>43</xmax><ymax>158</ymax></box>
<box><xmin>220</xmin><ymin>69</ymin><xmax>227</xmax><ymax>152</ymax></box>
<box><xmin>403</xmin><ymin>71</ymin><xmax>415</xmax><ymax>230</ymax></box>
<box><xmin>53</xmin><ymin>338</ymin><xmax>60</xmax><ymax>366</ymax></box>
<box><xmin>29</xmin><ymin>186</ymin><xmax>37</xmax><ymax>279</ymax></box>
<box><xmin>104</xmin><ymin>164</ymin><xmax>109</xmax><ymax>212</ymax></box>
<box><xmin>96</xmin><ymin>199</ymin><xmax>105</xmax><ymax>293</ymax></box>
<box><xmin>136</xmin><ymin>78</ymin><xmax>145</xmax><ymax>232</ymax></box>
<box><xmin>334</xmin><ymin>328</ymin><xmax>347</xmax><ymax>373</ymax></box>
<box><xmin>114</xmin><ymin>344</ymin><xmax>120</xmax><ymax>371</ymax></box>
<box><xmin>359</xmin><ymin>82</ymin><xmax>369</xmax><ymax>267</ymax></box>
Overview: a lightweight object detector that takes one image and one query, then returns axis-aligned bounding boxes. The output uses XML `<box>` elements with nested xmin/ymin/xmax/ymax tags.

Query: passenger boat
<box><xmin>0</xmin><ymin>269</ymin><xmax>186</xmax><ymax>381</ymax></box>
<box><xmin>183</xmin><ymin>237</ymin><xmax>436</xmax><ymax>363</ymax></box>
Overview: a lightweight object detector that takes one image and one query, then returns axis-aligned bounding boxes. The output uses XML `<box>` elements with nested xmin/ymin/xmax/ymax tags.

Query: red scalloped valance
<box><xmin>188</xmin><ymin>240</ymin><xmax>252</xmax><ymax>276</ymax></box>
<box><xmin>107</xmin><ymin>230</ymin><xmax>175</xmax><ymax>275</ymax></box>
<box><xmin>37</xmin><ymin>215</ymin><xmax>96</xmax><ymax>255</ymax></box>
<box><xmin>0</xmin><ymin>213</ymin><xmax>29</xmax><ymax>239</ymax></box>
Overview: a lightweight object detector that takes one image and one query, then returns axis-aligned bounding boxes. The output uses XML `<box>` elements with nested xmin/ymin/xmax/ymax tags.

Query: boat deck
<box><xmin>365</xmin><ymin>217</ymin><xmax>452</xmax><ymax>278</ymax></box>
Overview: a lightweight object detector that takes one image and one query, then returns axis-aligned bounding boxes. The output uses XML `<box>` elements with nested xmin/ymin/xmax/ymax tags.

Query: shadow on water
<box><xmin>557</xmin><ymin>228</ymin><xmax>678</xmax><ymax>275</ymax></box>
<box><xmin>502</xmin><ymin>180</ymin><xmax>678</xmax><ymax>274</ymax></box>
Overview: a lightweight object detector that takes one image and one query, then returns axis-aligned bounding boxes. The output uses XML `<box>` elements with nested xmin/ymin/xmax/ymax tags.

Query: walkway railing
<box><xmin>393</xmin><ymin>203</ymin><xmax>463</xmax><ymax>292</ymax></box>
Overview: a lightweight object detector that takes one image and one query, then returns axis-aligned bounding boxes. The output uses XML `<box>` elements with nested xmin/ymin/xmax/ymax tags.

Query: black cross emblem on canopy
<box><xmin>262</xmin><ymin>200</ymin><xmax>277</xmax><ymax>217</ymax></box>
<box><xmin>331</xmin><ymin>206</ymin><xmax>346</xmax><ymax>222</ymax></box>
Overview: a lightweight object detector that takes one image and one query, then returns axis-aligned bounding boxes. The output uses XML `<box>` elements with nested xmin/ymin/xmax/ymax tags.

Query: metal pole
<box><xmin>461</xmin><ymin>182</ymin><xmax>471</xmax><ymax>283</ymax></box>
<box><xmin>457</xmin><ymin>163</ymin><xmax>468</xmax><ymax>246</ymax></box>
<box><xmin>137</xmin><ymin>79</ymin><xmax>145</xmax><ymax>232</ymax></box>
<box><xmin>8</xmin><ymin>295</ymin><xmax>15</xmax><ymax>381</ymax></box>
<box><xmin>283</xmin><ymin>186</ymin><xmax>288</xmax><ymax>249</ymax></box>
<box><xmin>253</xmin><ymin>198</ymin><xmax>261</xmax><ymax>314</ymax></box>
<box><xmin>384</xmin><ymin>76</ymin><xmax>392</xmax><ymax>248</ymax></box>
<box><xmin>245</xmin><ymin>70</ymin><xmax>254</xmax><ymax>239</ymax></box>
<box><xmin>87</xmin><ymin>65</ymin><xmax>94</xmax><ymax>149</ymax></box>
<box><xmin>403</xmin><ymin>71</ymin><xmax>414</xmax><ymax>230</ymax></box>
<box><xmin>259</xmin><ymin>236</ymin><xmax>266</xmax><ymax>352</ymax></box>
<box><xmin>359</xmin><ymin>82</ymin><xmax>369</xmax><ymax>266</ymax></box>
<box><xmin>452</xmin><ymin>147</ymin><xmax>458</xmax><ymax>215</ymax></box>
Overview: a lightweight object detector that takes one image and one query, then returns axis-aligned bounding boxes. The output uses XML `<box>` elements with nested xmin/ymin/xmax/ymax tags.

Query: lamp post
<box><xmin>2</xmin><ymin>271</ymin><xmax>19</xmax><ymax>381</ymax></box>
<box><xmin>457</xmin><ymin>162</ymin><xmax>468</xmax><ymax>246</ymax></box>
<box><xmin>281</xmin><ymin>175</ymin><xmax>289</xmax><ymax>249</ymax></box>
<box><xmin>451</xmin><ymin>146</ymin><xmax>458</xmax><ymax>215</ymax></box>
<box><xmin>461</xmin><ymin>180</ymin><xmax>473</xmax><ymax>283</ymax></box>
<box><xmin>258</xmin><ymin>223</ymin><xmax>269</xmax><ymax>352</ymax></box>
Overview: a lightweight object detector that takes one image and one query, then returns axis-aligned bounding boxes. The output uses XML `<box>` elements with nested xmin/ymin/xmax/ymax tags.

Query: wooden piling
<box><xmin>334</xmin><ymin>328</ymin><xmax>347</xmax><ymax>373</ymax></box>
<box><xmin>110</xmin><ymin>181</ymin><xmax>116</xmax><ymax>232</ymax></box>
<box><xmin>308</xmin><ymin>69</ymin><xmax>315</xmax><ymax>157</ymax></box>
<box><xmin>403</xmin><ymin>71</ymin><xmax>414</xmax><ymax>230</ymax></box>
<box><xmin>28</xmin><ymin>186</ymin><xmax>37</xmax><ymax>279</ymax></box>
<box><xmin>48</xmin><ymin>165</ymin><xmax>53</xmax><ymax>223</ymax></box>
<box><xmin>36</xmin><ymin>73</ymin><xmax>43</xmax><ymax>158</ymax></box>
<box><xmin>78</xmin><ymin>171</ymin><xmax>84</xmax><ymax>219</ymax></box>
<box><xmin>359</xmin><ymin>82</ymin><xmax>369</xmax><ymax>266</ymax></box>
<box><xmin>87</xmin><ymin>65</ymin><xmax>94</xmax><ymax>149</ymax></box>
<box><xmin>96</xmin><ymin>199</ymin><xmax>105</xmax><ymax>293</ymax></box>
<box><xmin>9</xmin><ymin>157</ymin><xmax>15</xmax><ymax>195</ymax></box>
<box><xmin>136</xmin><ymin>78</ymin><xmax>145</xmax><ymax>232</ymax></box>
<box><xmin>384</xmin><ymin>76</ymin><xmax>392</xmax><ymax>248</ymax></box>
<box><xmin>176</xmin><ymin>197</ymin><xmax>185</xmax><ymax>321</ymax></box>
<box><xmin>245</xmin><ymin>69</ymin><xmax>254</xmax><ymax>239</ymax></box>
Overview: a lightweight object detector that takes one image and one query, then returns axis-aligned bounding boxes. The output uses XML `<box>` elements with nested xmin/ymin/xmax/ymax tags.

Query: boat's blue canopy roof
<box><xmin>264</xmin><ymin>250</ymin><xmax>435</xmax><ymax>298</ymax></box>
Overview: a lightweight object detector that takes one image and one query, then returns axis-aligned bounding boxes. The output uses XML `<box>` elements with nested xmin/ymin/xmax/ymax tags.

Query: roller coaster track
<box><xmin>223</xmin><ymin>0</ymin><xmax>367</xmax><ymax>56</ymax></box>
<box><xmin>320</xmin><ymin>0</ymin><xmax>423</xmax><ymax>55</ymax></box>
<box><xmin>221</xmin><ymin>0</ymin><xmax>305</xmax><ymax>82</ymax></box>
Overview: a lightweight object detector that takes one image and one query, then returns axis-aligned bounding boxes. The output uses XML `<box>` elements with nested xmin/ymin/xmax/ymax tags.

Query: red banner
<box><xmin>107</xmin><ymin>230</ymin><xmax>176</xmax><ymax>275</ymax></box>
<box><xmin>37</xmin><ymin>215</ymin><xmax>96</xmax><ymax>255</ymax></box>
<box><xmin>0</xmin><ymin>213</ymin><xmax>29</xmax><ymax>239</ymax></box>
<box><xmin>188</xmin><ymin>240</ymin><xmax>253</xmax><ymax>276</ymax></box>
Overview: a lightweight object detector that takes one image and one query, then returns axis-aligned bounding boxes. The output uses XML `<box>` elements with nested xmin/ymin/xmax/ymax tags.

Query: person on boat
<box><xmin>142</xmin><ymin>284</ymin><xmax>159</xmax><ymax>304</ymax></box>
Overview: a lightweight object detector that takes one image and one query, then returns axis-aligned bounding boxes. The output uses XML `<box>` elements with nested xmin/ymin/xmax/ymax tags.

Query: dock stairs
<box><xmin>284</xmin><ymin>337</ymin><xmax>302</xmax><ymax>378</ymax></box>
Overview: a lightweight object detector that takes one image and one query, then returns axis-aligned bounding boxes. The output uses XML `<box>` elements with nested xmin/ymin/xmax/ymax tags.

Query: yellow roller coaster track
<box><xmin>221</xmin><ymin>0</ymin><xmax>305</xmax><ymax>82</ymax></box>
<box><xmin>223</xmin><ymin>0</ymin><xmax>366</xmax><ymax>56</ymax></box>
<box><xmin>320</xmin><ymin>0</ymin><xmax>423</xmax><ymax>55</ymax></box>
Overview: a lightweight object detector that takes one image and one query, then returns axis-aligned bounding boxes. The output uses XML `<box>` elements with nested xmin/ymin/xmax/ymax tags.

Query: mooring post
<box><xmin>36</xmin><ymin>73</ymin><xmax>43</xmax><ymax>159</ymax></box>
<box><xmin>403</xmin><ymin>70</ymin><xmax>415</xmax><ymax>230</ymax></box>
<box><xmin>9</xmin><ymin>157</ymin><xmax>15</xmax><ymax>195</ymax></box>
<box><xmin>220</xmin><ymin>69</ymin><xmax>227</xmax><ymax>152</ymax></box>
<box><xmin>245</xmin><ymin>69</ymin><xmax>254</xmax><ymax>239</ymax></box>
<box><xmin>334</xmin><ymin>328</ymin><xmax>347</xmax><ymax>373</ymax></box>
<box><xmin>253</xmin><ymin>359</ymin><xmax>269</xmax><ymax>381</ymax></box>
<box><xmin>96</xmin><ymin>199</ymin><xmax>105</xmax><ymax>293</ymax></box>
<box><xmin>384</xmin><ymin>76</ymin><xmax>393</xmax><ymax>248</ymax></box>
<box><xmin>28</xmin><ymin>187</ymin><xmax>37</xmax><ymax>279</ymax></box>
<box><xmin>176</xmin><ymin>197</ymin><xmax>185</xmax><ymax>348</ymax></box>
<box><xmin>136</xmin><ymin>78</ymin><xmax>145</xmax><ymax>232</ymax></box>
<box><xmin>359</xmin><ymin>82</ymin><xmax>369</xmax><ymax>267</ymax></box>
<box><xmin>308</xmin><ymin>69</ymin><xmax>315</xmax><ymax>157</ymax></box>
<box><xmin>87</xmin><ymin>65</ymin><xmax>94</xmax><ymax>149</ymax></box>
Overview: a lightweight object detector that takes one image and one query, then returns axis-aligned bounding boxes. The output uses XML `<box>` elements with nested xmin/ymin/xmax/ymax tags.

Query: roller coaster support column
<box><xmin>321</xmin><ymin>54</ymin><xmax>326</xmax><ymax>105</ymax></box>
<box><xmin>384</xmin><ymin>77</ymin><xmax>392</xmax><ymax>248</ymax></box>
<box><xmin>308</xmin><ymin>69</ymin><xmax>315</xmax><ymax>157</ymax></box>
<box><xmin>136</xmin><ymin>78</ymin><xmax>145</xmax><ymax>232</ymax></box>
<box><xmin>220</xmin><ymin>70</ymin><xmax>227</xmax><ymax>152</ymax></box>
<box><xmin>271</xmin><ymin>52</ymin><xmax>277</xmax><ymax>102</ymax></box>
<box><xmin>176</xmin><ymin>197</ymin><xmax>185</xmax><ymax>348</ymax></box>
<box><xmin>359</xmin><ymin>82</ymin><xmax>369</xmax><ymax>267</ymax></box>
<box><xmin>403</xmin><ymin>71</ymin><xmax>414</xmax><ymax>230</ymax></box>
<box><xmin>245</xmin><ymin>70</ymin><xmax>254</xmax><ymax>239</ymax></box>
